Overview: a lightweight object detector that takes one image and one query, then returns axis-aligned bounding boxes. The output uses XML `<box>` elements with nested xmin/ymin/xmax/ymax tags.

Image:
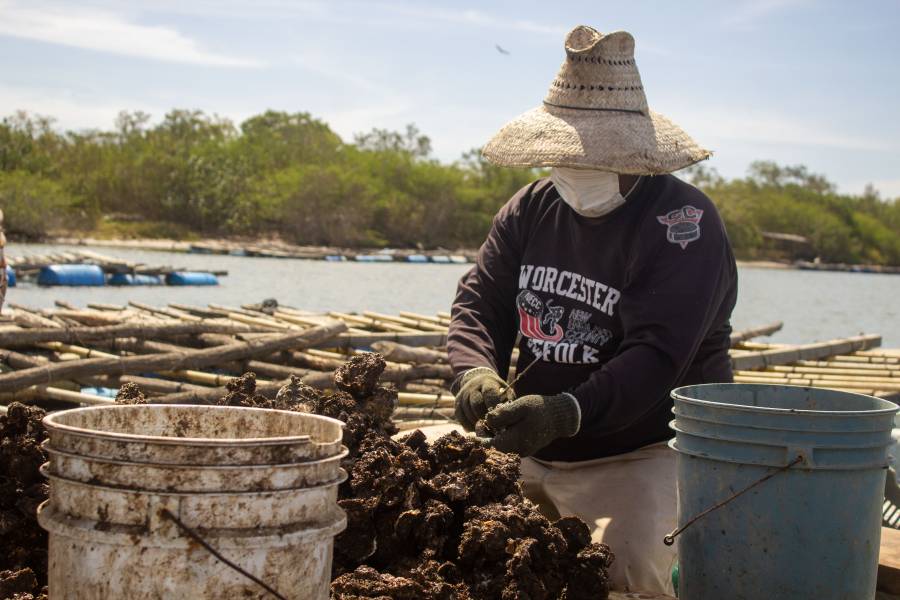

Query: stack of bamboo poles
<box><xmin>0</xmin><ymin>302</ymin><xmax>456</xmax><ymax>428</ymax></box>
<box><xmin>732</xmin><ymin>338</ymin><xmax>900</xmax><ymax>400</ymax></box>
<box><xmin>0</xmin><ymin>307</ymin><xmax>895</xmax><ymax>430</ymax></box>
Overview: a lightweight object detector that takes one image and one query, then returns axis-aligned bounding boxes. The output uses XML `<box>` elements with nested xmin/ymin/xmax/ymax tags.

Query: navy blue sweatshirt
<box><xmin>448</xmin><ymin>175</ymin><xmax>738</xmax><ymax>461</ymax></box>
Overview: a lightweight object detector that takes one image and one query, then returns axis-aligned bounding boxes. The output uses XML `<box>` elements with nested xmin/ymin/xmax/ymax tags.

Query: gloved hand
<box><xmin>454</xmin><ymin>367</ymin><xmax>515</xmax><ymax>431</ymax></box>
<box><xmin>484</xmin><ymin>393</ymin><xmax>581</xmax><ymax>456</ymax></box>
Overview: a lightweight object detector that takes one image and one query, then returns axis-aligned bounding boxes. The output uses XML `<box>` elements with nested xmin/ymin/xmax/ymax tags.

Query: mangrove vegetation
<box><xmin>1</xmin><ymin>109</ymin><xmax>898</xmax><ymax>265</ymax></box>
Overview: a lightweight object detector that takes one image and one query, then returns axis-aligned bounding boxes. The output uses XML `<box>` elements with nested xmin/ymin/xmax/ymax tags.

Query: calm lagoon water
<box><xmin>6</xmin><ymin>243</ymin><xmax>900</xmax><ymax>347</ymax></box>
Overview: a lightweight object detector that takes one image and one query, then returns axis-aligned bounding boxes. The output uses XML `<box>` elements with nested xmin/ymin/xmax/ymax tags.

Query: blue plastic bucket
<box><xmin>670</xmin><ymin>383</ymin><xmax>897</xmax><ymax>600</ymax></box>
<box><xmin>6</xmin><ymin>266</ymin><xmax>16</xmax><ymax>287</ymax></box>
<box><xmin>108</xmin><ymin>273</ymin><xmax>162</xmax><ymax>286</ymax></box>
<box><xmin>37</xmin><ymin>265</ymin><xmax>106</xmax><ymax>286</ymax></box>
<box><xmin>165</xmin><ymin>271</ymin><xmax>218</xmax><ymax>286</ymax></box>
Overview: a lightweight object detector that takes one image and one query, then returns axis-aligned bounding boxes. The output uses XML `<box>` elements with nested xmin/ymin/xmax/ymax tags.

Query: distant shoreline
<box><xmin>8</xmin><ymin>236</ymin><xmax>898</xmax><ymax>274</ymax></box>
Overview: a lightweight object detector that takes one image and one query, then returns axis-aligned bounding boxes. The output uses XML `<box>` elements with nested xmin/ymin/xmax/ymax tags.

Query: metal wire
<box><xmin>663</xmin><ymin>455</ymin><xmax>804</xmax><ymax>546</ymax></box>
<box><xmin>160</xmin><ymin>509</ymin><xmax>289</xmax><ymax>600</ymax></box>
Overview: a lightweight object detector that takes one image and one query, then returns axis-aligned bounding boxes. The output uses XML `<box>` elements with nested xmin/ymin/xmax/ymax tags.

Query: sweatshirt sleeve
<box><xmin>571</xmin><ymin>196</ymin><xmax>735</xmax><ymax>433</ymax></box>
<box><xmin>447</xmin><ymin>184</ymin><xmax>534</xmax><ymax>385</ymax></box>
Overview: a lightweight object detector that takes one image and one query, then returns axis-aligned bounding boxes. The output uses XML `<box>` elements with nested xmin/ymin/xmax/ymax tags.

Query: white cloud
<box><xmin>374</xmin><ymin>4</ymin><xmax>567</xmax><ymax>36</ymax></box>
<box><xmin>841</xmin><ymin>178</ymin><xmax>900</xmax><ymax>199</ymax></box>
<box><xmin>671</xmin><ymin>107</ymin><xmax>894</xmax><ymax>152</ymax></box>
<box><xmin>0</xmin><ymin>0</ymin><xmax>262</xmax><ymax>67</ymax></box>
<box><xmin>291</xmin><ymin>53</ymin><xmax>414</xmax><ymax>137</ymax></box>
<box><xmin>0</xmin><ymin>84</ymin><xmax>163</xmax><ymax>131</ymax></box>
<box><xmin>721</xmin><ymin>0</ymin><xmax>811</xmax><ymax>29</ymax></box>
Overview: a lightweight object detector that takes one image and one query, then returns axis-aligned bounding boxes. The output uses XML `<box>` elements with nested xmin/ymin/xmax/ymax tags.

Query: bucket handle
<box><xmin>160</xmin><ymin>509</ymin><xmax>289</xmax><ymax>600</ymax></box>
<box><xmin>663</xmin><ymin>455</ymin><xmax>803</xmax><ymax>546</ymax></box>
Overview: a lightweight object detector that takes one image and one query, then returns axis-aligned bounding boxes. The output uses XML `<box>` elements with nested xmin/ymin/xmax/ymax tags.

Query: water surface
<box><xmin>6</xmin><ymin>243</ymin><xmax>899</xmax><ymax>347</ymax></box>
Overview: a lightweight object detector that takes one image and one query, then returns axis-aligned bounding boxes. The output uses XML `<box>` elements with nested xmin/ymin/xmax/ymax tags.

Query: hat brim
<box><xmin>482</xmin><ymin>104</ymin><xmax>710</xmax><ymax>175</ymax></box>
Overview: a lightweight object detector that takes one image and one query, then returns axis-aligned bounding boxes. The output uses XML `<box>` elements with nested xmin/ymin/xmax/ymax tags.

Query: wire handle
<box><xmin>160</xmin><ymin>509</ymin><xmax>289</xmax><ymax>600</ymax></box>
<box><xmin>663</xmin><ymin>455</ymin><xmax>804</xmax><ymax>546</ymax></box>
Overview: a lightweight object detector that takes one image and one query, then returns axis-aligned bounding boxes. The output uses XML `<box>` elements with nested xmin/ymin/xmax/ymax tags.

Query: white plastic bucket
<box><xmin>38</xmin><ymin>404</ymin><xmax>347</xmax><ymax>599</ymax></box>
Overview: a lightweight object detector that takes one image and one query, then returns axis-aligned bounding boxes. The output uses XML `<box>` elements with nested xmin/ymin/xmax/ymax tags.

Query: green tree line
<box><xmin>1</xmin><ymin>109</ymin><xmax>898</xmax><ymax>264</ymax></box>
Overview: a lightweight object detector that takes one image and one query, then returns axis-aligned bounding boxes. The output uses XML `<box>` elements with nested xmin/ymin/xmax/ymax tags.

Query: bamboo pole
<box><xmin>7</xmin><ymin>306</ymin><xmax>62</xmax><ymax>329</ymax></box>
<box><xmin>0</xmin><ymin>321</ymin><xmax>257</xmax><ymax>348</ymax></box>
<box><xmin>734</xmin><ymin>373</ymin><xmax>900</xmax><ymax>392</ymax></box>
<box><xmin>129</xmin><ymin>301</ymin><xmax>201</xmax><ymax>322</ymax></box>
<box><xmin>393</xmin><ymin>406</ymin><xmax>454</xmax><ymax>420</ymax></box>
<box><xmin>315</xmin><ymin>331</ymin><xmax>448</xmax><ymax>349</ymax></box>
<box><xmin>86</xmin><ymin>303</ymin><xmax>127</xmax><ymax>312</ymax></box>
<box><xmin>0</xmin><ymin>321</ymin><xmax>347</xmax><ymax>393</ymax></box>
<box><xmin>40</xmin><ymin>386</ymin><xmax>115</xmax><ymax>406</ymax></box>
<box><xmin>768</xmin><ymin>365</ymin><xmax>900</xmax><ymax>379</ymax></box>
<box><xmin>396</xmin><ymin>419</ymin><xmax>452</xmax><ymax>431</ymax></box>
<box><xmin>328</xmin><ymin>311</ymin><xmax>417</xmax><ymax>333</ymax></box>
<box><xmin>361</xmin><ymin>311</ymin><xmax>448</xmax><ymax>333</ymax></box>
<box><xmin>153</xmin><ymin>378</ymin><xmax>286</xmax><ymax>404</ymax></box>
<box><xmin>50</xmin><ymin>309</ymin><xmax>125</xmax><ymax>327</ymax></box>
<box><xmin>729</xmin><ymin>321</ymin><xmax>783</xmax><ymax>346</ymax></box>
<box><xmin>398</xmin><ymin>311</ymin><xmax>445</xmax><ymax>325</ymax></box>
<box><xmin>88</xmin><ymin>375</ymin><xmax>206</xmax><ymax>395</ymax></box>
<box><xmin>369</xmin><ymin>341</ymin><xmax>447</xmax><ymax>364</ymax></box>
<box><xmin>750</xmin><ymin>370</ymin><xmax>900</xmax><ymax>388</ymax></box>
<box><xmin>795</xmin><ymin>360</ymin><xmax>900</xmax><ymax>373</ymax></box>
<box><xmin>730</xmin><ymin>334</ymin><xmax>882</xmax><ymax>371</ymax></box>
<box><xmin>398</xmin><ymin>392</ymin><xmax>455</xmax><ymax>406</ymax></box>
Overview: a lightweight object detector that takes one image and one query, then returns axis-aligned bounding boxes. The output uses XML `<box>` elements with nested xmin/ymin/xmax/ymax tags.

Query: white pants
<box><xmin>521</xmin><ymin>442</ymin><xmax>677</xmax><ymax>595</ymax></box>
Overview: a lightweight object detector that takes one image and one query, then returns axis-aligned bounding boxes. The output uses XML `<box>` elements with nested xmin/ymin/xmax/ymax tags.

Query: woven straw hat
<box><xmin>483</xmin><ymin>26</ymin><xmax>710</xmax><ymax>174</ymax></box>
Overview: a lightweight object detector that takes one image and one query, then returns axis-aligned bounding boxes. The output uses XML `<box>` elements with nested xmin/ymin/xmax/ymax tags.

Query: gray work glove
<box><xmin>484</xmin><ymin>393</ymin><xmax>581</xmax><ymax>457</ymax></box>
<box><xmin>454</xmin><ymin>367</ymin><xmax>515</xmax><ymax>431</ymax></box>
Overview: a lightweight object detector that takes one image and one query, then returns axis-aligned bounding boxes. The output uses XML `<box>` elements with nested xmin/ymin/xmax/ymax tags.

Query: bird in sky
<box><xmin>495</xmin><ymin>44</ymin><xmax>510</xmax><ymax>55</ymax></box>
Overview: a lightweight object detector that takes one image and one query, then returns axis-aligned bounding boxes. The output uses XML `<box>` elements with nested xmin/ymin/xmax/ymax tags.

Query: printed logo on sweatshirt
<box><xmin>516</xmin><ymin>290</ymin><xmax>564</xmax><ymax>342</ymax></box>
<box><xmin>515</xmin><ymin>276</ymin><xmax>616</xmax><ymax>365</ymax></box>
<box><xmin>657</xmin><ymin>205</ymin><xmax>703</xmax><ymax>249</ymax></box>
<box><xmin>517</xmin><ymin>265</ymin><xmax>621</xmax><ymax>317</ymax></box>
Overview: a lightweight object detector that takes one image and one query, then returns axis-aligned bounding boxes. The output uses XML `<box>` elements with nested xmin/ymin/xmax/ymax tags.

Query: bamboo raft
<box><xmin>0</xmin><ymin>306</ymin><xmax>896</xmax><ymax>424</ymax></box>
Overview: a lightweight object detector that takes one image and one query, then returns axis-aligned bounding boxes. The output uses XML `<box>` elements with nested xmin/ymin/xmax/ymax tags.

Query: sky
<box><xmin>1</xmin><ymin>0</ymin><xmax>899</xmax><ymax>197</ymax></box>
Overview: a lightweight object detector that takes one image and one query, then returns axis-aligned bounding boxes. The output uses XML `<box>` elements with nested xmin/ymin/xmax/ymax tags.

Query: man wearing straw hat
<box><xmin>448</xmin><ymin>26</ymin><xmax>737</xmax><ymax>594</ymax></box>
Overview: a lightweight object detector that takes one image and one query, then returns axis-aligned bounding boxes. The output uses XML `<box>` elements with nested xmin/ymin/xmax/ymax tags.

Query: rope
<box><xmin>160</xmin><ymin>509</ymin><xmax>288</xmax><ymax>600</ymax></box>
<box><xmin>663</xmin><ymin>455</ymin><xmax>804</xmax><ymax>546</ymax></box>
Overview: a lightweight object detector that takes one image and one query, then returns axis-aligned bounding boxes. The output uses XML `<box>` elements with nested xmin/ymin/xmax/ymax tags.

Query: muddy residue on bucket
<box><xmin>0</xmin><ymin>403</ymin><xmax>49</xmax><ymax>599</ymax></box>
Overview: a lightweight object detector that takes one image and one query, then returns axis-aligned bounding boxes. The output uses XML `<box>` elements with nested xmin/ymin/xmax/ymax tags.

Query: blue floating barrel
<box><xmin>354</xmin><ymin>254</ymin><xmax>393</xmax><ymax>262</ymax></box>
<box><xmin>108</xmin><ymin>273</ymin><xmax>163</xmax><ymax>286</ymax></box>
<box><xmin>165</xmin><ymin>271</ymin><xmax>219</xmax><ymax>286</ymax></box>
<box><xmin>38</xmin><ymin>264</ymin><xmax>106</xmax><ymax>287</ymax></box>
<box><xmin>6</xmin><ymin>266</ymin><xmax>15</xmax><ymax>287</ymax></box>
<box><xmin>449</xmin><ymin>255</ymin><xmax>468</xmax><ymax>264</ymax></box>
<box><xmin>406</xmin><ymin>254</ymin><xmax>428</xmax><ymax>263</ymax></box>
<box><xmin>324</xmin><ymin>255</ymin><xmax>347</xmax><ymax>262</ymax></box>
<box><xmin>80</xmin><ymin>386</ymin><xmax>119</xmax><ymax>399</ymax></box>
<box><xmin>430</xmin><ymin>255</ymin><xmax>450</xmax><ymax>264</ymax></box>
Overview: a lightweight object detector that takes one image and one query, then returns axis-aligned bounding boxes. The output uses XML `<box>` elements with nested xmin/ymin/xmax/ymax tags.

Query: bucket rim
<box><xmin>668</xmin><ymin>420</ymin><xmax>895</xmax><ymax>450</ymax></box>
<box><xmin>40</xmin><ymin>462</ymin><xmax>349</xmax><ymax>494</ymax></box>
<box><xmin>42</xmin><ymin>404</ymin><xmax>345</xmax><ymax>447</ymax></box>
<box><xmin>38</xmin><ymin>502</ymin><xmax>348</xmax><ymax>546</ymax></box>
<box><xmin>671</xmin><ymin>383</ymin><xmax>898</xmax><ymax>417</ymax></box>
<box><xmin>43</xmin><ymin>442</ymin><xmax>350</xmax><ymax>471</ymax></box>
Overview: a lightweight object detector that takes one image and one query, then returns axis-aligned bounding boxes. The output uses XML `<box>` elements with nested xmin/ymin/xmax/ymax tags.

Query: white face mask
<box><xmin>550</xmin><ymin>167</ymin><xmax>632</xmax><ymax>217</ymax></box>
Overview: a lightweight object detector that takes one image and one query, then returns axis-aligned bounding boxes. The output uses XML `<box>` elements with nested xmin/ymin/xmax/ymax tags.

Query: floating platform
<box><xmin>0</xmin><ymin>307</ymin><xmax>895</xmax><ymax>432</ymax></box>
<box><xmin>6</xmin><ymin>250</ymin><xmax>225</xmax><ymax>286</ymax></box>
<box><xmin>188</xmin><ymin>241</ymin><xmax>476</xmax><ymax>263</ymax></box>
<box><xmin>795</xmin><ymin>260</ymin><xmax>900</xmax><ymax>275</ymax></box>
